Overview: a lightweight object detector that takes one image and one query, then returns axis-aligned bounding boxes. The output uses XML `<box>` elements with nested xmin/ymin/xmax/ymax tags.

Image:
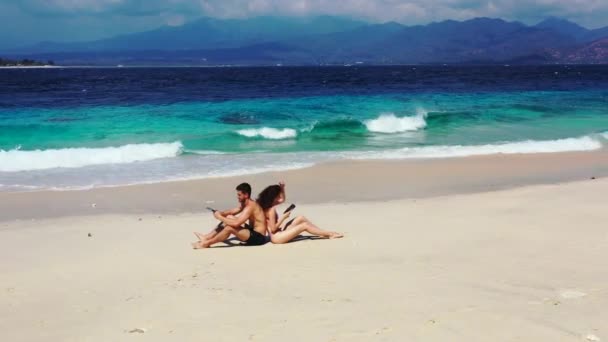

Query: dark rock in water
<box><xmin>218</xmin><ymin>112</ymin><xmax>260</xmax><ymax>125</ymax></box>
<box><xmin>45</xmin><ymin>117</ymin><xmax>83</xmax><ymax>123</ymax></box>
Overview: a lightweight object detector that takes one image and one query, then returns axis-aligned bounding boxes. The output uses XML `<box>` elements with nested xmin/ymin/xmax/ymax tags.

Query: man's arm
<box><xmin>215</xmin><ymin>205</ymin><xmax>252</xmax><ymax>227</ymax></box>
<box><xmin>218</xmin><ymin>206</ymin><xmax>243</xmax><ymax>217</ymax></box>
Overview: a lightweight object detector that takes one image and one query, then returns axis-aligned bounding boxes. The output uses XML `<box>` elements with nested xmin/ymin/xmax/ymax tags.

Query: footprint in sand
<box><xmin>560</xmin><ymin>290</ymin><xmax>587</xmax><ymax>299</ymax></box>
<box><xmin>374</xmin><ymin>327</ymin><xmax>392</xmax><ymax>335</ymax></box>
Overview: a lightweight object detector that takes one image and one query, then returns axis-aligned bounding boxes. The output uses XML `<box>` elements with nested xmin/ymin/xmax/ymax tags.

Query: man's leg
<box><xmin>194</xmin><ymin>222</ymin><xmax>224</xmax><ymax>241</ymax></box>
<box><xmin>193</xmin><ymin>225</ymin><xmax>252</xmax><ymax>249</ymax></box>
<box><xmin>193</xmin><ymin>215</ymin><xmax>235</xmax><ymax>241</ymax></box>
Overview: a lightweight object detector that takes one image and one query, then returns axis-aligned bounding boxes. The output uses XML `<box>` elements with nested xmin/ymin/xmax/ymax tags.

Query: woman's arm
<box><xmin>266</xmin><ymin>209</ymin><xmax>279</xmax><ymax>234</ymax></box>
<box><xmin>279</xmin><ymin>181</ymin><xmax>286</xmax><ymax>201</ymax></box>
<box><xmin>276</xmin><ymin>211</ymin><xmax>291</xmax><ymax>229</ymax></box>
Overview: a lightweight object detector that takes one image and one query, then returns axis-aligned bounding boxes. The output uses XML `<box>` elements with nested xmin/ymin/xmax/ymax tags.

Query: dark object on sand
<box><xmin>591</xmin><ymin>176</ymin><xmax>596</xmax><ymax>180</ymax></box>
<box><xmin>87</xmin><ymin>233</ymin><xmax>92</xmax><ymax>237</ymax></box>
<box><xmin>283</xmin><ymin>203</ymin><xmax>296</xmax><ymax>214</ymax></box>
<box><xmin>207</xmin><ymin>207</ymin><xmax>217</xmax><ymax>213</ymax></box>
<box><xmin>128</xmin><ymin>328</ymin><xmax>146</xmax><ymax>334</ymax></box>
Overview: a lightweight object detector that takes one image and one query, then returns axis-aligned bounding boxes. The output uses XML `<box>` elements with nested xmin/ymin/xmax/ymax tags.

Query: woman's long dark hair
<box><xmin>256</xmin><ymin>185</ymin><xmax>282</xmax><ymax>210</ymax></box>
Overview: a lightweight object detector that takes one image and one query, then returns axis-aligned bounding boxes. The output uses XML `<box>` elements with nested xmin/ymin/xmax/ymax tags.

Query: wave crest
<box><xmin>0</xmin><ymin>142</ymin><xmax>183</xmax><ymax>172</ymax></box>
<box><xmin>364</xmin><ymin>110</ymin><xmax>427</xmax><ymax>133</ymax></box>
<box><xmin>236</xmin><ymin>127</ymin><xmax>297</xmax><ymax>140</ymax></box>
<box><xmin>350</xmin><ymin>136</ymin><xmax>602</xmax><ymax>160</ymax></box>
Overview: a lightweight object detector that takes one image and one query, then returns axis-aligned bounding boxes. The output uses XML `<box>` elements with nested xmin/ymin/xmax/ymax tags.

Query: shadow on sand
<box><xmin>204</xmin><ymin>235</ymin><xmax>326</xmax><ymax>248</ymax></box>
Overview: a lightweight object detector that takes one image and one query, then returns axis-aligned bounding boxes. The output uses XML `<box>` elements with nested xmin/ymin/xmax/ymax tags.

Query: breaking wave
<box><xmin>0</xmin><ymin>142</ymin><xmax>184</xmax><ymax>172</ymax></box>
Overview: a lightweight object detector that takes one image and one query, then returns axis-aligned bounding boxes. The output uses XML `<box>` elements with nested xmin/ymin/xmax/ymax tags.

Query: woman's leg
<box><xmin>288</xmin><ymin>216</ymin><xmax>342</xmax><ymax>238</ymax></box>
<box><xmin>271</xmin><ymin>222</ymin><xmax>342</xmax><ymax>244</ymax></box>
<box><xmin>287</xmin><ymin>215</ymin><xmax>328</xmax><ymax>231</ymax></box>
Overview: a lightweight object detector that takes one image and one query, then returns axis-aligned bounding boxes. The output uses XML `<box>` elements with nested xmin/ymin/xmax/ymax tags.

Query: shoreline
<box><xmin>2</xmin><ymin>150</ymin><xmax>607</xmax><ymax>221</ymax></box>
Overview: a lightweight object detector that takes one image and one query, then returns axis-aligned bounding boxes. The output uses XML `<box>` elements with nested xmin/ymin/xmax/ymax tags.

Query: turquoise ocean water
<box><xmin>1</xmin><ymin>66</ymin><xmax>607</xmax><ymax>190</ymax></box>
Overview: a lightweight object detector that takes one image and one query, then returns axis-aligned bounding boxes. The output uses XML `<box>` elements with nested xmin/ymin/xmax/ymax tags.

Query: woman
<box><xmin>257</xmin><ymin>182</ymin><xmax>343</xmax><ymax>243</ymax></box>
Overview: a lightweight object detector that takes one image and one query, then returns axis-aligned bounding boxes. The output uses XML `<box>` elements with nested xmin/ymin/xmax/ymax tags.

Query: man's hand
<box><xmin>213</xmin><ymin>211</ymin><xmax>223</xmax><ymax>220</ymax></box>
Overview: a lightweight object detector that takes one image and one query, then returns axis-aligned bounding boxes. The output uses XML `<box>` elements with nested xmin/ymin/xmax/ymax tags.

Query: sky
<box><xmin>1</xmin><ymin>0</ymin><xmax>608</xmax><ymax>49</ymax></box>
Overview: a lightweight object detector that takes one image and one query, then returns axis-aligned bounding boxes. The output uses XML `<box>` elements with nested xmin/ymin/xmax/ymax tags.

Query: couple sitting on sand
<box><xmin>192</xmin><ymin>182</ymin><xmax>342</xmax><ymax>248</ymax></box>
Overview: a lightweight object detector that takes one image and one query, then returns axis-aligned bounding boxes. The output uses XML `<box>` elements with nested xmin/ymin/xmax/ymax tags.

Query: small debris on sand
<box><xmin>87</xmin><ymin>233</ymin><xmax>92</xmax><ymax>237</ymax></box>
<box><xmin>586</xmin><ymin>334</ymin><xmax>601</xmax><ymax>341</ymax></box>
<box><xmin>128</xmin><ymin>328</ymin><xmax>146</xmax><ymax>334</ymax></box>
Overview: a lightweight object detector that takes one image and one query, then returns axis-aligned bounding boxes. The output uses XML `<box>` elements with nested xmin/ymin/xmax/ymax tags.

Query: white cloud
<box><xmin>165</xmin><ymin>14</ymin><xmax>186</xmax><ymax>26</ymax></box>
<box><xmin>10</xmin><ymin>0</ymin><xmax>608</xmax><ymax>28</ymax></box>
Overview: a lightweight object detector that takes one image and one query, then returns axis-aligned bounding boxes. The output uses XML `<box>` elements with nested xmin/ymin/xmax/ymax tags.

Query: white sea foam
<box><xmin>236</xmin><ymin>127</ymin><xmax>298</xmax><ymax>139</ymax></box>
<box><xmin>184</xmin><ymin>149</ymin><xmax>227</xmax><ymax>155</ymax></box>
<box><xmin>364</xmin><ymin>110</ymin><xmax>427</xmax><ymax>133</ymax></box>
<box><xmin>349</xmin><ymin>136</ymin><xmax>603</xmax><ymax>160</ymax></box>
<box><xmin>0</xmin><ymin>141</ymin><xmax>183</xmax><ymax>172</ymax></box>
<box><xmin>1</xmin><ymin>134</ymin><xmax>605</xmax><ymax>192</ymax></box>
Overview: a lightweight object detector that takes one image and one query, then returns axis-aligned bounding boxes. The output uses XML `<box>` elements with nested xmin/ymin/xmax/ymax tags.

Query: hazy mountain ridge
<box><xmin>6</xmin><ymin>16</ymin><xmax>608</xmax><ymax>65</ymax></box>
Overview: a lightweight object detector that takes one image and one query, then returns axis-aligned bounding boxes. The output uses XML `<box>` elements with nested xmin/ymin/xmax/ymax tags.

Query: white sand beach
<box><xmin>1</xmin><ymin>153</ymin><xmax>607</xmax><ymax>341</ymax></box>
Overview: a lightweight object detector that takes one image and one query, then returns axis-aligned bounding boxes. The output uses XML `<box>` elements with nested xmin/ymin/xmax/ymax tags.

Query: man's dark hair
<box><xmin>236</xmin><ymin>183</ymin><xmax>252</xmax><ymax>197</ymax></box>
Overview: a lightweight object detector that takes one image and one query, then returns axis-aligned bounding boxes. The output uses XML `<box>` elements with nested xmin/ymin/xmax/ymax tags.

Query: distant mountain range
<box><xmin>5</xmin><ymin>16</ymin><xmax>608</xmax><ymax>65</ymax></box>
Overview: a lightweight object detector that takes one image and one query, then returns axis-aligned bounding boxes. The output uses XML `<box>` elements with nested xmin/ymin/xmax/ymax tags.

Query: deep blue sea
<box><xmin>1</xmin><ymin>65</ymin><xmax>608</xmax><ymax>191</ymax></box>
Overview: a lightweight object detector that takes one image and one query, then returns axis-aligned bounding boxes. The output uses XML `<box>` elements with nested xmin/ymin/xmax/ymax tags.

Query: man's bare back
<box><xmin>246</xmin><ymin>199</ymin><xmax>267</xmax><ymax>236</ymax></box>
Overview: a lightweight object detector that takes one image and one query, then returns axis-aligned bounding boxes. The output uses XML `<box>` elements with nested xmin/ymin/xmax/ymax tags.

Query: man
<box><xmin>192</xmin><ymin>183</ymin><xmax>267</xmax><ymax>248</ymax></box>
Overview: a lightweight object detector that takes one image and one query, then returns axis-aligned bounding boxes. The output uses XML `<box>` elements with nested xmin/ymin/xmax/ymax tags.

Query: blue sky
<box><xmin>1</xmin><ymin>0</ymin><xmax>607</xmax><ymax>49</ymax></box>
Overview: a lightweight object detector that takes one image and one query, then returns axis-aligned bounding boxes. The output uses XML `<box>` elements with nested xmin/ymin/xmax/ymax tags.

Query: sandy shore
<box><xmin>2</xmin><ymin>150</ymin><xmax>608</xmax><ymax>221</ymax></box>
<box><xmin>1</xmin><ymin>171</ymin><xmax>607</xmax><ymax>341</ymax></box>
